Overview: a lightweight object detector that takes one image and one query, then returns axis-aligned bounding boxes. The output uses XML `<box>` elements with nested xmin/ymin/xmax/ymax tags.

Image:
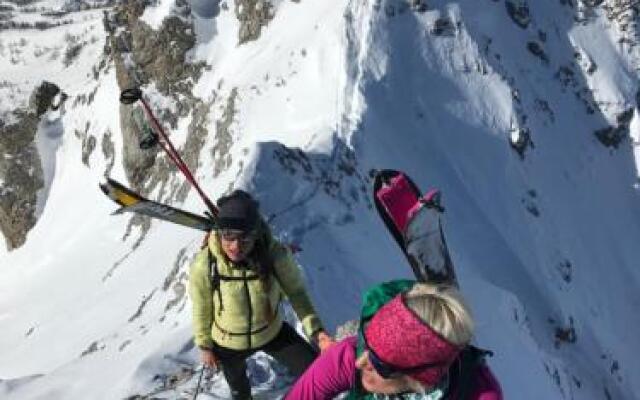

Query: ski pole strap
<box><xmin>419</xmin><ymin>189</ymin><xmax>444</xmax><ymax>212</ymax></box>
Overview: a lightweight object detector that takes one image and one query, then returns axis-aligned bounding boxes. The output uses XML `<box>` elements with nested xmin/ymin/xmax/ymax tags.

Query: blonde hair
<box><xmin>404</xmin><ymin>283</ymin><xmax>474</xmax><ymax>346</ymax></box>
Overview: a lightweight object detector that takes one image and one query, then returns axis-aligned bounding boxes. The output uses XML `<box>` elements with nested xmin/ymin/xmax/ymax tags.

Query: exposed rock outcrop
<box><xmin>235</xmin><ymin>0</ymin><xmax>275</xmax><ymax>44</ymax></box>
<box><xmin>0</xmin><ymin>81</ymin><xmax>65</xmax><ymax>250</ymax></box>
<box><xmin>105</xmin><ymin>0</ymin><xmax>208</xmax><ymax>192</ymax></box>
<box><xmin>505</xmin><ymin>0</ymin><xmax>530</xmax><ymax>29</ymax></box>
<box><xmin>105</xmin><ymin>1</ymin><xmax>203</xmax><ymax>97</ymax></box>
<box><xmin>594</xmin><ymin>108</ymin><xmax>635</xmax><ymax>148</ymax></box>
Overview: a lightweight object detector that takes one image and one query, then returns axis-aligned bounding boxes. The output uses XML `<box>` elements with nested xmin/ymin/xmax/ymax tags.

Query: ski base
<box><xmin>100</xmin><ymin>178</ymin><xmax>215</xmax><ymax>232</ymax></box>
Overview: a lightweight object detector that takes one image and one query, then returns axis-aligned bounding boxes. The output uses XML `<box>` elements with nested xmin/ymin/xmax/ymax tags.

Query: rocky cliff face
<box><xmin>104</xmin><ymin>0</ymin><xmax>205</xmax><ymax>193</ymax></box>
<box><xmin>0</xmin><ymin>81</ymin><xmax>65</xmax><ymax>250</ymax></box>
<box><xmin>1</xmin><ymin>1</ymin><xmax>638</xmax><ymax>253</ymax></box>
<box><xmin>0</xmin><ymin>0</ymin><xmax>282</xmax><ymax>251</ymax></box>
<box><xmin>235</xmin><ymin>0</ymin><xmax>275</xmax><ymax>44</ymax></box>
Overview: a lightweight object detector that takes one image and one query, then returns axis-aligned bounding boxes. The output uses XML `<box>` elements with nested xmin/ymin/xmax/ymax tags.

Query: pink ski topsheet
<box><xmin>375</xmin><ymin>173</ymin><xmax>419</xmax><ymax>233</ymax></box>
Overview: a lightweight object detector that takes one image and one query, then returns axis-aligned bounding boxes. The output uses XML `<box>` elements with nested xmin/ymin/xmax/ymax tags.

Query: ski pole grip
<box><xmin>120</xmin><ymin>88</ymin><xmax>143</xmax><ymax>104</ymax></box>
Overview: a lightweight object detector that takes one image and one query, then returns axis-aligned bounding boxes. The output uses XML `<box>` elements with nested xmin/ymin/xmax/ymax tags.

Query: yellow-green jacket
<box><xmin>189</xmin><ymin>226</ymin><xmax>323</xmax><ymax>351</ymax></box>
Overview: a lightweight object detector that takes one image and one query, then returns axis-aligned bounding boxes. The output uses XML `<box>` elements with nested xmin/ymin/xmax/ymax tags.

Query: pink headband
<box><xmin>364</xmin><ymin>294</ymin><xmax>462</xmax><ymax>386</ymax></box>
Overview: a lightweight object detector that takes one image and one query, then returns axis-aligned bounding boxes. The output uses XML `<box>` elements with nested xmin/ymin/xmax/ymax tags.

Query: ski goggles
<box><xmin>362</xmin><ymin>325</ymin><xmax>446</xmax><ymax>379</ymax></box>
<box><xmin>218</xmin><ymin>229</ymin><xmax>257</xmax><ymax>245</ymax></box>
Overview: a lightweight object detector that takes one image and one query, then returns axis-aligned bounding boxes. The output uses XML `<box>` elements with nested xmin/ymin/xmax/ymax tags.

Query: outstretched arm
<box><xmin>272</xmin><ymin>244</ymin><xmax>324</xmax><ymax>339</ymax></box>
<box><xmin>285</xmin><ymin>337</ymin><xmax>358</xmax><ymax>400</ymax></box>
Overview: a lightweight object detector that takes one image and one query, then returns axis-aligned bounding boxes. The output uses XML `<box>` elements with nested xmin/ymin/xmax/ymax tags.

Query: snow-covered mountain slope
<box><xmin>1</xmin><ymin>0</ymin><xmax>640</xmax><ymax>399</ymax></box>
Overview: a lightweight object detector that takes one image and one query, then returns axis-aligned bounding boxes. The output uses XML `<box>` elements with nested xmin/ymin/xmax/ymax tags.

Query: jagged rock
<box><xmin>510</xmin><ymin>127</ymin><xmax>533</xmax><ymax>158</ymax></box>
<box><xmin>81</xmin><ymin>135</ymin><xmax>97</xmax><ymax>166</ymax></box>
<box><xmin>431</xmin><ymin>17</ymin><xmax>455</xmax><ymax>36</ymax></box>
<box><xmin>527</xmin><ymin>41</ymin><xmax>549</xmax><ymax>64</ymax></box>
<box><xmin>130</xmin><ymin>16</ymin><xmax>200</xmax><ymax>94</ymax></box>
<box><xmin>616</xmin><ymin>107</ymin><xmax>634</xmax><ymax>125</ymax></box>
<box><xmin>0</xmin><ymin>81</ymin><xmax>58</xmax><ymax>250</ymax></box>
<box><xmin>105</xmin><ymin>1</ymin><xmax>208</xmax><ymax>195</ymax></box>
<box><xmin>553</xmin><ymin>317</ymin><xmax>577</xmax><ymax>348</ymax></box>
<box><xmin>119</xmin><ymin>104</ymin><xmax>159</xmax><ymax>190</ymax></box>
<box><xmin>410</xmin><ymin>0</ymin><xmax>428</xmax><ymax>13</ymax></box>
<box><xmin>594</xmin><ymin>125</ymin><xmax>627</xmax><ymax>148</ymax></box>
<box><xmin>582</xmin><ymin>0</ymin><xmax>604</xmax><ymax>7</ymax></box>
<box><xmin>28</xmin><ymin>81</ymin><xmax>62</xmax><ymax>117</ymax></box>
<box><xmin>505</xmin><ymin>0</ymin><xmax>531</xmax><ymax>29</ymax></box>
<box><xmin>174</xmin><ymin>100</ymin><xmax>212</xmax><ymax>202</ymax></box>
<box><xmin>594</xmin><ymin>108</ymin><xmax>635</xmax><ymax>149</ymax></box>
<box><xmin>212</xmin><ymin>89</ymin><xmax>238</xmax><ymax>177</ymax></box>
<box><xmin>556</xmin><ymin>259</ymin><xmax>573</xmax><ymax>283</ymax></box>
<box><xmin>574</xmin><ymin>47</ymin><xmax>598</xmax><ymax>75</ymax></box>
<box><xmin>235</xmin><ymin>0</ymin><xmax>274</xmax><ymax>44</ymax></box>
<box><xmin>107</xmin><ymin>1</ymin><xmax>203</xmax><ymax>96</ymax></box>
<box><xmin>101</xmin><ymin>129</ymin><xmax>115</xmax><ymax>177</ymax></box>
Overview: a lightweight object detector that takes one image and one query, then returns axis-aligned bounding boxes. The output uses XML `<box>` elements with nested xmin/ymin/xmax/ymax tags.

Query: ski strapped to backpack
<box><xmin>100</xmin><ymin>178</ymin><xmax>216</xmax><ymax>231</ymax></box>
<box><xmin>373</xmin><ymin>169</ymin><xmax>456</xmax><ymax>284</ymax></box>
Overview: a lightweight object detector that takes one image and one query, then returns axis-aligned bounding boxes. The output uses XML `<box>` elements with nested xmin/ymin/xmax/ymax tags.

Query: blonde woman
<box><xmin>285</xmin><ymin>280</ymin><xmax>502</xmax><ymax>399</ymax></box>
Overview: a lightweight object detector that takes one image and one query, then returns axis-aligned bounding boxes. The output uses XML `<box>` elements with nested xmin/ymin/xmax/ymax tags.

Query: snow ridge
<box><xmin>1</xmin><ymin>0</ymin><xmax>640</xmax><ymax>399</ymax></box>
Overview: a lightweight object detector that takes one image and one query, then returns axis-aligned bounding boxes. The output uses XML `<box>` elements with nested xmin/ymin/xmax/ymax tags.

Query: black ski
<box><xmin>373</xmin><ymin>169</ymin><xmax>457</xmax><ymax>285</ymax></box>
<box><xmin>100</xmin><ymin>178</ymin><xmax>215</xmax><ymax>232</ymax></box>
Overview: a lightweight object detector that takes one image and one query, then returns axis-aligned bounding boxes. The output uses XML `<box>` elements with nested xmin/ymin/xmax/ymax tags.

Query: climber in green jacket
<box><xmin>189</xmin><ymin>189</ymin><xmax>334</xmax><ymax>399</ymax></box>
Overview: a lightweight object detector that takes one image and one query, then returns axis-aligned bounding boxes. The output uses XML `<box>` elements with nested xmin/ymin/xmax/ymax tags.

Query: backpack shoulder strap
<box><xmin>207</xmin><ymin>248</ymin><xmax>217</xmax><ymax>285</ymax></box>
<box><xmin>449</xmin><ymin>345</ymin><xmax>493</xmax><ymax>400</ymax></box>
<box><xmin>207</xmin><ymin>248</ymin><xmax>224</xmax><ymax>313</ymax></box>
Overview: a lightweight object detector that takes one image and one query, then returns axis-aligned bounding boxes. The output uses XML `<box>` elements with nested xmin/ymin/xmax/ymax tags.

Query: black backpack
<box><xmin>446</xmin><ymin>345</ymin><xmax>494</xmax><ymax>400</ymax></box>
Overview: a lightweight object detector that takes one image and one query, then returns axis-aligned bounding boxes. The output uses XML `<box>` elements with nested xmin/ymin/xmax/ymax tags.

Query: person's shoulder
<box><xmin>471</xmin><ymin>364</ymin><xmax>503</xmax><ymax>400</ymax></box>
<box><xmin>334</xmin><ymin>336</ymin><xmax>359</xmax><ymax>387</ymax></box>
<box><xmin>335</xmin><ymin>336</ymin><xmax>358</xmax><ymax>362</ymax></box>
<box><xmin>266</xmin><ymin>235</ymin><xmax>292</xmax><ymax>262</ymax></box>
<box><xmin>190</xmin><ymin>247</ymin><xmax>211</xmax><ymax>274</ymax></box>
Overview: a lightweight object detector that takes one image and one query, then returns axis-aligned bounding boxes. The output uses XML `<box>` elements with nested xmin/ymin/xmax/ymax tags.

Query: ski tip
<box><xmin>111</xmin><ymin>207</ymin><xmax>127</xmax><ymax>216</ymax></box>
<box><xmin>99</xmin><ymin>180</ymin><xmax>112</xmax><ymax>199</ymax></box>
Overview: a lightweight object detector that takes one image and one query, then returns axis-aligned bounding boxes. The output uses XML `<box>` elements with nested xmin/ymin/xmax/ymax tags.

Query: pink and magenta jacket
<box><xmin>285</xmin><ymin>336</ymin><xmax>503</xmax><ymax>400</ymax></box>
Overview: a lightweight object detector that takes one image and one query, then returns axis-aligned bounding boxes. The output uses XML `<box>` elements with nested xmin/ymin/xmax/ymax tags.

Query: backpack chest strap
<box><xmin>217</xmin><ymin>273</ymin><xmax>260</xmax><ymax>281</ymax></box>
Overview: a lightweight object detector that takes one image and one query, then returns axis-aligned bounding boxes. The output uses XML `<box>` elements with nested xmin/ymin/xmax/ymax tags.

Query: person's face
<box><xmin>355</xmin><ymin>351</ymin><xmax>417</xmax><ymax>395</ymax></box>
<box><xmin>219</xmin><ymin>229</ymin><xmax>257</xmax><ymax>262</ymax></box>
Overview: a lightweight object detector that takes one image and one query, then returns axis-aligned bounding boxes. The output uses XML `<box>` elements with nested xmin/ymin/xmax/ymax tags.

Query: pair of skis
<box><xmin>102</xmin><ymin>167</ymin><xmax>455</xmax><ymax>284</ymax></box>
<box><xmin>104</xmin><ymin>89</ymin><xmax>453</xmax><ymax>282</ymax></box>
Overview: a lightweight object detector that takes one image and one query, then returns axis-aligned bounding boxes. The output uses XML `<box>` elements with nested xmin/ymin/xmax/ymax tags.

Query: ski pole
<box><xmin>120</xmin><ymin>88</ymin><xmax>218</xmax><ymax>217</ymax></box>
<box><xmin>192</xmin><ymin>365</ymin><xmax>206</xmax><ymax>400</ymax></box>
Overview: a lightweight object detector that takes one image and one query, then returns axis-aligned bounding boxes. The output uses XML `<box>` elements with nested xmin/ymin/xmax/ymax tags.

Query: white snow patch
<box><xmin>140</xmin><ymin>0</ymin><xmax>177</xmax><ymax>31</ymax></box>
<box><xmin>190</xmin><ymin>0</ymin><xmax>221</xmax><ymax>19</ymax></box>
<box><xmin>630</xmin><ymin>109</ymin><xmax>640</xmax><ymax>182</ymax></box>
<box><xmin>34</xmin><ymin>112</ymin><xmax>64</xmax><ymax>217</ymax></box>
